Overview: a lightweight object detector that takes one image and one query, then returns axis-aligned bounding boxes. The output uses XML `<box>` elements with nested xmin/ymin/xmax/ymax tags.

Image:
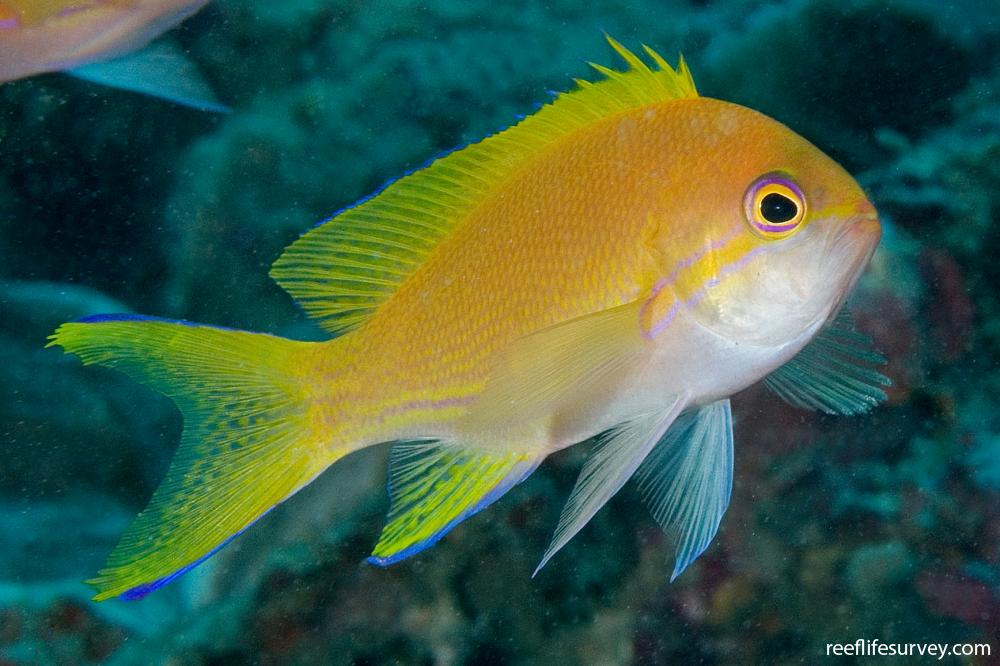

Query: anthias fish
<box><xmin>0</xmin><ymin>0</ymin><xmax>225</xmax><ymax>111</ymax></box>
<box><xmin>51</xmin><ymin>37</ymin><xmax>887</xmax><ymax>601</ymax></box>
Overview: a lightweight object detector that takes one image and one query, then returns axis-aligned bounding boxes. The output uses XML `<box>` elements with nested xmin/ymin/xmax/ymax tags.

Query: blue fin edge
<box><xmin>309</xmin><ymin>106</ymin><xmax>545</xmax><ymax>233</ymax></box>
<box><xmin>118</xmin><ymin>509</ymin><xmax>271</xmax><ymax>601</ymax></box>
<box><xmin>366</xmin><ymin>459</ymin><xmax>541</xmax><ymax>567</ymax></box>
<box><xmin>309</xmin><ymin>146</ymin><xmax>456</xmax><ymax>230</ymax></box>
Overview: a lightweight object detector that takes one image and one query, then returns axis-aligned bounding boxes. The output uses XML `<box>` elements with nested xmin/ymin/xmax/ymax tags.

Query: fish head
<box><xmin>660</xmin><ymin>99</ymin><xmax>881</xmax><ymax>350</ymax></box>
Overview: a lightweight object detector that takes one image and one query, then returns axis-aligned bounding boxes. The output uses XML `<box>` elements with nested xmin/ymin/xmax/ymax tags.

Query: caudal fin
<box><xmin>49</xmin><ymin>315</ymin><xmax>333</xmax><ymax>601</ymax></box>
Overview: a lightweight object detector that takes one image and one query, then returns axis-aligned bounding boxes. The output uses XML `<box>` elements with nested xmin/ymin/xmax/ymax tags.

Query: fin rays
<box><xmin>50</xmin><ymin>317</ymin><xmax>335</xmax><ymax>600</ymax></box>
<box><xmin>764</xmin><ymin>309</ymin><xmax>890</xmax><ymax>415</ymax></box>
<box><xmin>271</xmin><ymin>37</ymin><xmax>696</xmax><ymax>334</ymax></box>
<box><xmin>369</xmin><ymin>442</ymin><xmax>542</xmax><ymax>565</ymax></box>
<box><xmin>635</xmin><ymin>399</ymin><xmax>734</xmax><ymax>580</ymax></box>
<box><xmin>534</xmin><ymin>395</ymin><xmax>688</xmax><ymax>574</ymax></box>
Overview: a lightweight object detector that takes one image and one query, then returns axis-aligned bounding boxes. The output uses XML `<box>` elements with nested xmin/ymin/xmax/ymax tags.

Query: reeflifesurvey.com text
<box><xmin>826</xmin><ymin>639</ymin><xmax>990</xmax><ymax>660</ymax></box>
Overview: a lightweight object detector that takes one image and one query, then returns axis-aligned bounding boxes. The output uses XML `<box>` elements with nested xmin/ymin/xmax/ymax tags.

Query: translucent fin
<box><xmin>763</xmin><ymin>309</ymin><xmax>890</xmax><ymax>415</ymax></box>
<box><xmin>634</xmin><ymin>399</ymin><xmax>734</xmax><ymax>581</ymax></box>
<box><xmin>48</xmin><ymin>315</ymin><xmax>333</xmax><ymax>600</ymax></box>
<box><xmin>534</xmin><ymin>394</ymin><xmax>688</xmax><ymax>575</ymax></box>
<box><xmin>68</xmin><ymin>38</ymin><xmax>229</xmax><ymax>113</ymax></box>
<box><xmin>369</xmin><ymin>442</ymin><xmax>541</xmax><ymax>566</ymax></box>
<box><xmin>466</xmin><ymin>301</ymin><xmax>647</xmax><ymax>427</ymax></box>
<box><xmin>270</xmin><ymin>36</ymin><xmax>696</xmax><ymax>334</ymax></box>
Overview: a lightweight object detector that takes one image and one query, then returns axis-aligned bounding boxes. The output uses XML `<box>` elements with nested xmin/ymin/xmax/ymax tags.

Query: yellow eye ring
<box><xmin>744</xmin><ymin>174</ymin><xmax>807</xmax><ymax>239</ymax></box>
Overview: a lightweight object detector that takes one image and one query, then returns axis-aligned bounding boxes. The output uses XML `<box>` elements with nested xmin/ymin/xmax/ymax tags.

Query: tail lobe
<box><xmin>50</xmin><ymin>315</ymin><xmax>337</xmax><ymax>601</ymax></box>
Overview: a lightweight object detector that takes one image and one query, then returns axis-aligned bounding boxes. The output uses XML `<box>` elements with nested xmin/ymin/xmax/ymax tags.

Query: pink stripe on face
<box><xmin>643</xmin><ymin>299</ymin><xmax>678</xmax><ymax>339</ymax></box>
<box><xmin>664</xmin><ymin>224</ymin><xmax>743</xmax><ymax>285</ymax></box>
<box><xmin>681</xmin><ymin>245</ymin><xmax>768</xmax><ymax>309</ymax></box>
<box><xmin>640</xmin><ymin>278</ymin><xmax>679</xmax><ymax>340</ymax></box>
<box><xmin>640</xmin><ymin>226</ymin><xmax>744</xmax><ymax>340</ymax></box>
<box><xmin>641</xmin><ymin>244</ymin><xmax>768</xmax><ymax>340</ymax></box>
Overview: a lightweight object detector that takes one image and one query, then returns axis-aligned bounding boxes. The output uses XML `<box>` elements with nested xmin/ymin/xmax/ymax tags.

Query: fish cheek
<box><xmin>687</xmin><ymin>246</ymin><xmax>819</xmax><ymax>347</ymax></box>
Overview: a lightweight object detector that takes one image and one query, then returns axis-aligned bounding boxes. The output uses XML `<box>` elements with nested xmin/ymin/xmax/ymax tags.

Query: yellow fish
<box><xmin>50</xmin><ymin>37</ymin><xmax>887</xmax><ymax>601</ymax></box>
<box><xmin>0</xmin><ymin>0</ymin><xmax>225</xmax><ymax>111</ymax></box>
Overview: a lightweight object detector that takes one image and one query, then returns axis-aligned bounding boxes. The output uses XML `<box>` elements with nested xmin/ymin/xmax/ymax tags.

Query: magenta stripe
<box><xmin>643</xmin><ymin>298</ymin><xmax>679</xmax><ymax>339</ymax></box>
<box><xmin>642</xmin><ymin>243</ymin><xmax>767</xmax><ymax>339</ymax></box>
<box><xmin>57</xmin><ymin>5</ymin><xmax>91</xmax><ymax>18</ymax></box>
<box><xmin>682</xmin><ymin>245</ymin><xmax>767</xmax><ymax>310</ymax></box>
<box><xmin>383</xmin><ymin>394</ymin><xmax>475</xmax><ymax>417</ymax></box>
<box><xmin>663</xmin><ymin>224</ymin><xmax>742</xmax><ymax>285</ymax></box>
<box><xmin>752</xmin><ymin>219</ymin><xmax>798</xmax><ymax>234</ymax></box>
<box><xmin>641</xmin><ymin>225</ymin><xmax>742</xmax><ymax>339</ymax></box>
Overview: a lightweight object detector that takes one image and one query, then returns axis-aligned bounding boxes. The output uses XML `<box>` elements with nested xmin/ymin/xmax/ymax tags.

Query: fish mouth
<box><xmin>823</xmin><ymin>205</ymin><xmax>881</xmax><ymax>297</ymax></box>
<box><xmin>844</xmin><ymin>208</ymin><xmax>881</xmax><ymax>259</ymax></box>
<box><xmin>832</xmin><ymin>197</ymin><xmax>880</xmax><ymax>241</ymax></box>
<box><xmin>827</xmin><ymin>196</ymin><xmax>880</xmax><ymax>251</ymax></box>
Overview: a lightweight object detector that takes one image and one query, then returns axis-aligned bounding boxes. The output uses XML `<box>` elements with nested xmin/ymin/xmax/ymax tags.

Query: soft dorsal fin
<box><xmin>270</xmin><ymin>37</ymin><xmax>698</xmax><ymax>334</ymax></box>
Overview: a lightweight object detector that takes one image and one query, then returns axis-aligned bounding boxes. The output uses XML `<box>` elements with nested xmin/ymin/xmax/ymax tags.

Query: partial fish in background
<box><xmin>0</xmin><ymin>0</ymin><xmax>227</xmax><ymax>112</ymax></box>
<box><xmin>50</xmin><ymin>37</ymin><xmax>888</xmax><ymax>601</ymax></box>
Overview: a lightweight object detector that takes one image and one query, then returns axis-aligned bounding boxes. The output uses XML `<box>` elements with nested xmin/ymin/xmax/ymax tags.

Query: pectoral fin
<box><xmin>534</xmin><ymin>393</ymin><xmax>688</xmax><ymax>575</ymax></box>
<box><xmin>764</xmin><ymin>309</ymin><xmax>890</xmax><ymax>415</ymax></box>
<box><xmin>634</xmin><ymin>399</ymin><xmax>734</xmax><ymax>580</ymax></box>
<box><xmin>467</xmin><ymin>301</ymin><xmax>648</xmax><ymax>428</ymax></box>
<box><xmin>68</xmin><ymin>38</ymin><xmax>229</xmax><ymax>113</ymax></box>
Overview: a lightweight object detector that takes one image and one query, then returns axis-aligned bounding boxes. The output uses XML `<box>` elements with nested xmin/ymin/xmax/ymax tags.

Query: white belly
<box><xmin>545</xmin><ymin>308</ymin><xmax>826</xmax><ymax>451</ymax></box>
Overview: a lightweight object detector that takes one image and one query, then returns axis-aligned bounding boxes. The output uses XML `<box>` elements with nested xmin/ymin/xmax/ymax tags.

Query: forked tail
<box><xmin>49</xmin><ymin>315</ymin><xmax>337</xmax><ymax>601</ymax></box>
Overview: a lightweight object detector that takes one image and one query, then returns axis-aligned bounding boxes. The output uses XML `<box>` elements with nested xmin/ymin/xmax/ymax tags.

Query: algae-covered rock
<box><xmin>846</xmin><ymin>541</ymin><xmax>916</xmax><ymax>599</ymax></box>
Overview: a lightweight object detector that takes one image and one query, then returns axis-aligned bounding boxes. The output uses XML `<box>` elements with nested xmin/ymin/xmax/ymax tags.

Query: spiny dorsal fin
<box><xmin>270</xmin><ymin>37</ymin><xmax>698</xmax><ymax>334</ymax></box>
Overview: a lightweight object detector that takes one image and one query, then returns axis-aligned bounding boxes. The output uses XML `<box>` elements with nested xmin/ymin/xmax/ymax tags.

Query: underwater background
<box><xmin>1</xmin><ymin>0</ymin><xmax>998</xmax><ymax>663</ymax></box>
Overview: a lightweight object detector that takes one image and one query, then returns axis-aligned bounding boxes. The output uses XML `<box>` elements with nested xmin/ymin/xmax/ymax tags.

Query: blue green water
<box><xmin>2</xmin><ymin>0</ymin><xmax>998</xmax><ymax>663</ymax></box>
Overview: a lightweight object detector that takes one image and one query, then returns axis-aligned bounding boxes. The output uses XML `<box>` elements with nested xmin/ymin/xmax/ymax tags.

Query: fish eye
<box><xmin>744</xmin><ymin>174</ymin><xmax>806</xmax><ymax>239</ymax></box>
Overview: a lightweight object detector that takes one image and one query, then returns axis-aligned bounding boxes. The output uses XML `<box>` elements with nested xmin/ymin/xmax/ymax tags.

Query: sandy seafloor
<box><xmin>1</xmin><ymin>0</ymin><xmax>999</xmax><ymax>663</ymax></box>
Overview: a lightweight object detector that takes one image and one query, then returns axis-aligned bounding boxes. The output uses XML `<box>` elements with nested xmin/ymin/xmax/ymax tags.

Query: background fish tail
<box><xmin>48</xmin><ymin>315</ymin><xmax>339</xmax><ymax>601</ymax></box>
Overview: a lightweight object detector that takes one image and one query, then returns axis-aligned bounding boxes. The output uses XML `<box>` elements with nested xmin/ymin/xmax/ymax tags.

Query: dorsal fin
<box><xmin>270</xmin><ymin>37</ymin><xmax>698</xmax><ymax>334</ymax></box>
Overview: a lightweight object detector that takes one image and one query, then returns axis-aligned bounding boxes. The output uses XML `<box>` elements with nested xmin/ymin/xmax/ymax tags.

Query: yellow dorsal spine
<box><xmin>270</xmin><ymin>36</ymin><xmax>697</xmax><ymax>335</ymax></box>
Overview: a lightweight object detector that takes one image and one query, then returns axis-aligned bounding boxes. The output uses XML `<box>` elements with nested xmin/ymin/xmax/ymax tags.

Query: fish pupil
<box><xmin>759</xmin><ymin>192</ymin><xmax>798</xmax><ymax>224</ymax></box>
